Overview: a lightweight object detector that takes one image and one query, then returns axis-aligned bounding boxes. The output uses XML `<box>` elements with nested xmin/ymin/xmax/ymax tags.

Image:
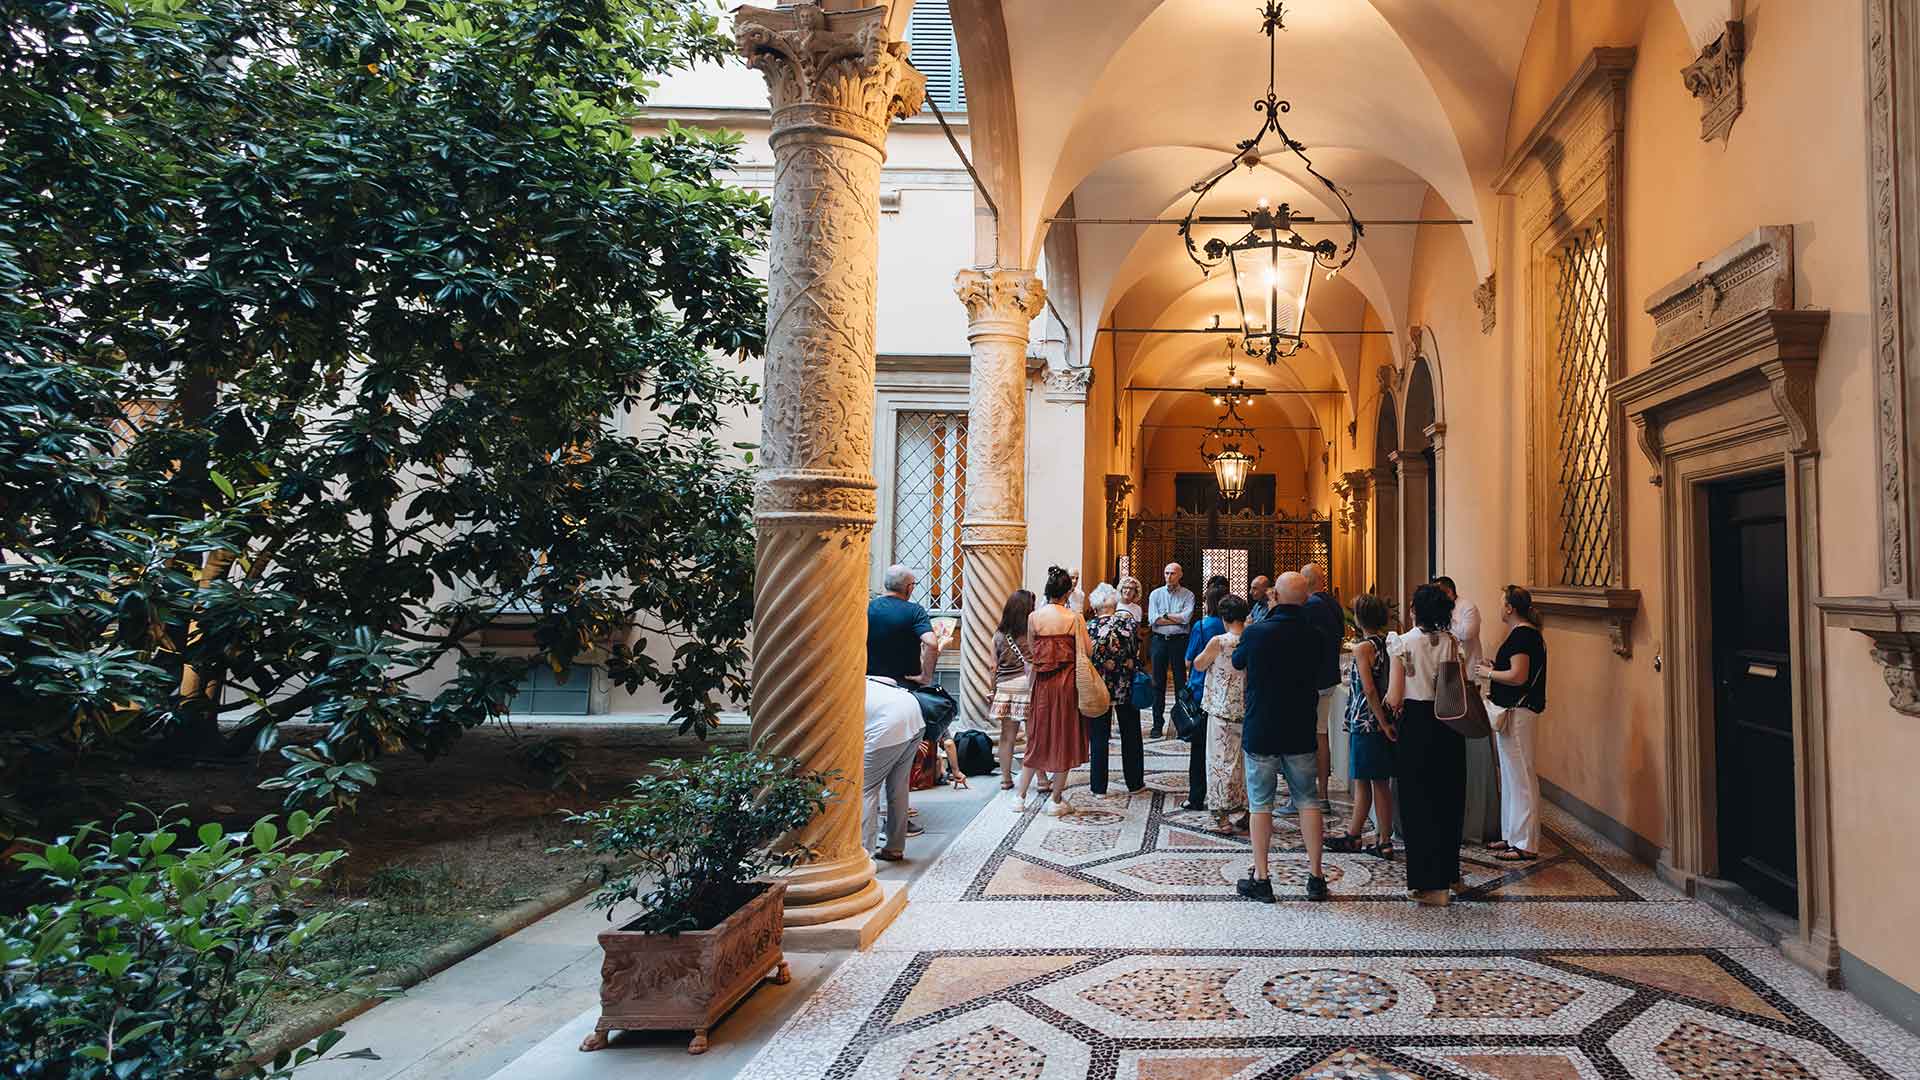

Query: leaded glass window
<box><xmin>893</xmin><ymin>410</ymin><xmax>967</xmax><ymax>611</ymax></box>
<box><xmin>1551</xmin><ymin>222</ymin><xmax>1615</xmax><ymax>587</ymax></box>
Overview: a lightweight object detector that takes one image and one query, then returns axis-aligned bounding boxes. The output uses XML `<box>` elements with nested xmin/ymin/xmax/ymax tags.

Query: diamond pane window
<box><xmin>1551</xmin><ymin>222</ymin><xmax>1615</xmax><ymax>587</ymax></box>
<box><xmin>893</xmin><ymin>411</ymin><xmax>968</xmax><ymax>611</ymax></box>
<box><xmin>1200</xmin><ymin>548</ymin><xmax>1250</xmax><ymax>596</ymax></box>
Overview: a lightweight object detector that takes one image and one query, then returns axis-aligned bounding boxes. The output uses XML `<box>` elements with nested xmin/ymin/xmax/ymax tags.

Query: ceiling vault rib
<box><xmin>1045</xmin><ymin>217</ymin><xmax>1472</xmax><ymax>226</ymax></box>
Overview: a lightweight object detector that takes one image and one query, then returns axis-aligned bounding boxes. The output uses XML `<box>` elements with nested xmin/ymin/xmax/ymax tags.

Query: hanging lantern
<box><xmin>1227</xmin><ymin>200</ymin><xmax>1322</xmax><ymax>361</ymax></box>
<box><xmin>1177</xmin><ymin>0</ymin><xmax>1362</xmax><ymax>366</ymax></box>
<box><xmin>1200</xmin><ymin>347</ymin><xmax>1265</xmax><ymax>502</ymax></box>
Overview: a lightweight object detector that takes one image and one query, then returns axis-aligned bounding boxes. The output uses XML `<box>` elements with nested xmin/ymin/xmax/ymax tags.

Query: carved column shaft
<box><xmin>956</xmin><ymin>269</ymin><xmax>1046</xmax><ymax>729</ymax></box>
<box><xmin>1392</xmin><ymin>451</ymin><xmax>1432</xmax><ymax>611</ymax></box>
<box><xmin>737</xmin><ymin>3</ymin><xmax>924</xmax><ymax>926</ymax></box>
<box><xmin>1367</xmin><ymin>467</ymin><xmax>1399</xmax><ymax>607</ymax></box>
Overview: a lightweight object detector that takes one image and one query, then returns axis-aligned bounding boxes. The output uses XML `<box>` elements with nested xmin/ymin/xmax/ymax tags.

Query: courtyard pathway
<box><xmin>716</xmin><ymin>733</ymin><xmax>1920</xmax><ymax>1080</ymax></box>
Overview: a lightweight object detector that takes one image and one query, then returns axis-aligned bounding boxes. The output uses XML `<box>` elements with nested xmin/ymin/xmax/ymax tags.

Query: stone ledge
<box><xmin>1527</xmin><ymin>586</ymin><xmax>1640</xmax><ymax>658</ymax></box>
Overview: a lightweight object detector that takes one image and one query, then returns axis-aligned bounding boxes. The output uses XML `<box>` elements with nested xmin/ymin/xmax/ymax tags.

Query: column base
<box><xmin>778</xmin><ymin>850</ymin><xmax>882</xmax><ymax>926</ymax></box>
<box><xmin>782</xmin><ymin>880</ymin><xmax>909</xmax><ymax>952</ymax></box>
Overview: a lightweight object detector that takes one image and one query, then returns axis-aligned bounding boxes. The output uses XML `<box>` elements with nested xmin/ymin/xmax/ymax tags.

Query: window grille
<box><xmin>1551</xmin><ymin>221</ymin><xmax>1615</xmax><ymax>587</ymax></box>
<box><xmin>1200</xmin><ymin>548</ymin><xmax>1250</xmax><ymax>596</ymax></box>
<box><xmin>893</xmin><ymin>410</ymin><xmax>968</xmax><ymax>611</ymax></box>
<box><xmin>905</xmin><ymin>0</ymin><xmax>966</xmax><ymax>112</ymax></box>
<box><xmin>108</xmin><ymin>399</ymin><xmax>171</xmax><ymax>454</ymax></box>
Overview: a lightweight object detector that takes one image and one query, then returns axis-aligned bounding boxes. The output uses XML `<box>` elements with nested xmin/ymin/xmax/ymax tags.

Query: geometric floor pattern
<box><xmin>739</xmin><ymin>725</ymin><xmax>1920</xmax><ymax>1079</ymax></box>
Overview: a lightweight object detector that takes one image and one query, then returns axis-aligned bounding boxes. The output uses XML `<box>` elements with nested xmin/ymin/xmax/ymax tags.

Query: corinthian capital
<box><xmin>954</xmin><ymin>267</ymin><xmax>1048</xmax><ymax>329</ymax></box>
<box><xmin>735</xmin><ymin>4</ymin><xmax>926</xmax><ymax>149</ymax></box>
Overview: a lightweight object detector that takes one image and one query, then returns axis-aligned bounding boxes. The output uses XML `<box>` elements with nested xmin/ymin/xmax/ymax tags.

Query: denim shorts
<box><xmin>1244</xmin><ymin>750</ymin><xmax>1329</xmax><ymax>813</ymax></box>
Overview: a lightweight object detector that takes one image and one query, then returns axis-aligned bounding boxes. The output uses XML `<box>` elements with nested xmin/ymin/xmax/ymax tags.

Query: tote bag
<box><xmin>1432</xmin><ymin>634</ymin><xmax>1492</xmax><ymax>739</ymax></box>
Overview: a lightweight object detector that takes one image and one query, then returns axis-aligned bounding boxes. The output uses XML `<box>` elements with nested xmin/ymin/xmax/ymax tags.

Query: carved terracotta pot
<box><xmin>578</xmin><ymin>881</ymin><xmax>790</xmax><ymax>1055</ymax></box>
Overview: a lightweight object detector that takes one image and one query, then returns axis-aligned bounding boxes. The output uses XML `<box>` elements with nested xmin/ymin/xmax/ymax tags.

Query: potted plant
<box><xmin>561</xmin><ymin>747</ymin><xmax>832</xmax><ymax>1054</ymax></box>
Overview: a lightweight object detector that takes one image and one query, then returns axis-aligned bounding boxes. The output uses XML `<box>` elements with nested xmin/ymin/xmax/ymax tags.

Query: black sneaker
<box><xmin>1236</xmin><ymin>875</ymin><xmax>1275</xmax><ymax>903</ymax></box>
<box><xmin>1305</xmin><ymin>874</ymin><xmax>1330</xmax><ymax>901</ymax></box>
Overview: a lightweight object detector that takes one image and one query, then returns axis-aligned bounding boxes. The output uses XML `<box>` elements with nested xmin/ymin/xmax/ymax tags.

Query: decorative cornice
<box><xmin>1474</xmin><ymin>274</ymin><xmax>1497</xmax><ymax>334</ymax></box>
<box><xmin>734</xmin><ymin>4</ymin><xmax>925</xmax><ymax>151</ymax></box>
<box><xmin>1682</xmin><ymin>21</ymin><xmax>1746</xmax><ymax>143</ymax></box>
<box><xmin>1494</xmin><ymin>47</ymin><xmax>1638</xmax><ymax>196</ymax></box>
<box><xmin>1645</xmin><ymin>226</ymin><xmax>1793</xmax><ymax>355</ymax></box>
<box><xmin>1529</xmin><ymin>586</ymin><xmax>1641</xmax><ymax>658</ymax></box>
<box><xmin>1814</xmin><ymin>596</ymin><xmax>1920</xmax><ymax>716</ymax></box>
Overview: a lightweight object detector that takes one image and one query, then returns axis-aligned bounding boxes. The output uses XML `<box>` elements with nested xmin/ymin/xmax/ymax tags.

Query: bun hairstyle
<box><xmin>1044</xmin><ymin>565</ymin><xmax>1075</xmax><ymax>602</ymax></box>
<box><xmin>1410</xmin><ymin>583</ymin><xmax>1454</xmax><ymax>633</ymax></box>
<box><xmin>1505</xmin><ymin>584</ymin><xmax>1540</xmax><ymax>625</ymax></box>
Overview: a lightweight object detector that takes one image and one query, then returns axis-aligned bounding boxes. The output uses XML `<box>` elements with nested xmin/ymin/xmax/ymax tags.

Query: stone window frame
<box><xmin>1494</xmin><ymin>48</ymin><xmax>1642</xmax><ymax>654</ymax></box>
<box><xmin>873</xmin><ymin>355</ymin><xmax>971</xmax><ymax>613</ymax></box>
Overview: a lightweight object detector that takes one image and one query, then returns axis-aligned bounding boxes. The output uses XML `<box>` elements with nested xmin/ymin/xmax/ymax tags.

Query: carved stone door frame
<box><xmin>1616</xmin><ymin>226</ymin><xmax>1837</xmax><ymax>984</ymax></box>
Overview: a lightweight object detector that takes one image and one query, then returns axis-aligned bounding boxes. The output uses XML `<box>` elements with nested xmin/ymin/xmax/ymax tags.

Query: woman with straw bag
<box><xmin>1013</xmin><ymin>567</ymin><xmax>1095</xmax><ymax>816</ymax></box>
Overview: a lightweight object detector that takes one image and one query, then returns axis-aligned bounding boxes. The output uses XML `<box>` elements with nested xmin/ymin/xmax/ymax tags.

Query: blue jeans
<box><xmin>1244</xmin><ymin>750</ymin><xmax>1328</xmax><ymax>814</ymax></box>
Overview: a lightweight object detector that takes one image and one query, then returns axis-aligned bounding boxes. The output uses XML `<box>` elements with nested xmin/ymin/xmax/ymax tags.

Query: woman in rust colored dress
<box><xmin>1013</xmin><ymin>566</ymin><xmax>1094</xmax><ymax>816</ymax></box>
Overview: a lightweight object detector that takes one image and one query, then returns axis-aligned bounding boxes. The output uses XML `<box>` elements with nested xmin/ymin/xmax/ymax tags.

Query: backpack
<box><xmin>954</xmin><ymin>729</ymin><xmax>999</xmax><ymax>776</ymax></box>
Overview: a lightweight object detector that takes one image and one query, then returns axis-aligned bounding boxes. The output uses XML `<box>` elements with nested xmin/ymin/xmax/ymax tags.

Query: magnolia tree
<box><xmin>0</xmin><ymin>0</ymin><xmax>767</xmax><ymax>814</ymax></box>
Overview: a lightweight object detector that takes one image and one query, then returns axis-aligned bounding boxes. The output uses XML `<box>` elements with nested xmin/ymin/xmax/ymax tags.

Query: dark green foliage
<box><xmin>0</xmin><ymin>0</ymin><xmax>770</xmax><ymax>813</ymax></box>
<box><xmin>0</xmin><ymin>808</ymin><xmax>349</xmax><ymax>1077</ymax></box>
<box><xmin>559</xmin><ymin>748</ymin><xmax>832</xmax><ymax>934</ymax></box>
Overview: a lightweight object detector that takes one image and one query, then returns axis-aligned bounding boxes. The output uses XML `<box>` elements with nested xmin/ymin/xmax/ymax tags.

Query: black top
<box><xmin>867</xmin><ymin>595</ymin><xmax>933</xmax><ymax>682</ymax></box>
<box><xmin>1230</xmin><ymin>604</ymin><xmax>1322</xmax><ymax>756</ymax></box>
<box><xmin>1490</xmin><ymin>624</ymin><xmax>1548</xmax><ymax>712</ymax></box>
<box><xmin>1303</xmin><ymin>591</ymin><xmax>1344</xmax><ymax>689</ymax></box>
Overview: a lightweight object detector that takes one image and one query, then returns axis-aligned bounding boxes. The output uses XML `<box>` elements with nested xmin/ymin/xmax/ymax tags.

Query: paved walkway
<box><xmin>324</xmin><ymin>728</ymin><xmax>1920</xmax><ymax>1079</ymax></box>
<box><xmin>721</xmin><ymin>733</ymin><xmax>1920</xmax><ymax>1080</ymax></box>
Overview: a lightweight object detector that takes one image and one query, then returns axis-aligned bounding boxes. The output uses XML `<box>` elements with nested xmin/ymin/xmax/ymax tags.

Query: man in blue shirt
<box><xmin>867</xmin><ymin>564</ymin><xmax>937</xmax><ymax>686</ymax></box>
<box><xmin>1301</xmin><ymin>562</ymin><xmax>1344</xmax><ymax>800</ymax></box>
<box><xmin>1145</xmin><ymin>563</ymin><xmax>1195</xmax><ymax>737</ymax></box>
<box><xmin>1231</xmin><ymin>572</ymin><xmax>1329</xmax><ymax>902</ymax></box>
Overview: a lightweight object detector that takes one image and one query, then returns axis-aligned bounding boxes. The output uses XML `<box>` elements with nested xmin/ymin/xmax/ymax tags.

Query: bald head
<box><xmin>1248</xmin><ymin>575</ymin><xmax>1271</xmax><ymax>602</ymax></box>
<box><xmin>1300</xmin><ymin>562</ymin><xmax>1325</xmax><ymax>591</ymax></box>
<box><xmin>1274</xmin><ymin>571</ymin><xmax>1310</xmax><ymax>606</ymax></box>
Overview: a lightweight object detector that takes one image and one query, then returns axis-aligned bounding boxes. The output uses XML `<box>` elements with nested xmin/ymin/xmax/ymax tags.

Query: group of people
<box><xmin>863</xmin><ymin>556</ymin><xmax>1550</xmax><ymax>908</ymax></box>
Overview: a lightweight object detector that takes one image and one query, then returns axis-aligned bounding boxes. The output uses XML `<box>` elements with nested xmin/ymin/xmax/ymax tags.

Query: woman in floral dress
<box><xmin>1086</xmin><ymin>582</ymin><xmax>1145</xmax><ymax>794</ymax></box>
<box><xmin>1190</xmin><ymin>594</ymin><xmax>1250</xmax><ymax>834</ymax></box>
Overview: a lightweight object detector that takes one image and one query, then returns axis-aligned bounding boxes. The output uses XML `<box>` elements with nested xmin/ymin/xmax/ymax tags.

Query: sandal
<box><xmin>1494</xmin><ymin>848</ymin><xmax>1538</xmax><ymax>862</ymax></box>
<box><xmin>1486</xmin><ymin>840</ymin><xmax>1511</xmax><ymax>851</ymax></box>
<box><xmin>1000</xmin><ymin>780</ymin><xmax>1015</xmax><ymax>790</ymax></box>
<box><xmin>1324</xmin><ymin>834</ymin><xmax>1362</xmax><ymax>854</ymax></box>
<box><xmin>1366</xmin><ymin>841</ymin><xmax>1395</xmax><ymax>860</ymax></box>
<box><xmin>950</xmin><ymin>775</ymin><xmax>971</xmax><ymax>790</ymax></box>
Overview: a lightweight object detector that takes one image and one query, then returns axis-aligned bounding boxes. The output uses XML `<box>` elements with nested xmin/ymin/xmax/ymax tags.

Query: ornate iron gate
<box><xmin>1126</xmin><ymin>510</ymin><xmax>1332</xmax><ymax>593</ymax></box>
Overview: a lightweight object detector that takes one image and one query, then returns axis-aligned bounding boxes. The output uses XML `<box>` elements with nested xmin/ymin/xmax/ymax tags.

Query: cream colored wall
<box><xmin>1459</xmin><ymin>0</ymin><xmax>1917</xmax><ymax>994</ymax></box>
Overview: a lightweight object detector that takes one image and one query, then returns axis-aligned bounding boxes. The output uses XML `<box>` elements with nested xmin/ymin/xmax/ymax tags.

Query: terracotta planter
<box><xmin>578</xmin><ymin>881</ymin><xmax>790</xmax><ymax>1055</ymax></box>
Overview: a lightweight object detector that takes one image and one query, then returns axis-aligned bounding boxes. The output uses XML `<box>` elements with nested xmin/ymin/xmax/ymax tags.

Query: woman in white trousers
<box><xmin>1476</xmin><ymin>586</ymin><xmax>1548</xmax><ymax>862</ymax></box>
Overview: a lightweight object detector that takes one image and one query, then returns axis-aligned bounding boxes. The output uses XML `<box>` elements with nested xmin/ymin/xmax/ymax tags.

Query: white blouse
<box><xmin>1388</xmin><ymin>628</ymin><xmax>1458</xmax><ymax>702</ymax></box>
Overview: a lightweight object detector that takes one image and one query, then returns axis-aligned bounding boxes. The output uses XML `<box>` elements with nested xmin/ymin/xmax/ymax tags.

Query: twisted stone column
<box><xmin>736</xmin><ymin>4</ymin><xmax>923</xmax><ymax>926</ymax></box>
<box><xmin>956</xmin><ymin>269</ymin><xmax>1047</xmax><ymax>729</ymax></box>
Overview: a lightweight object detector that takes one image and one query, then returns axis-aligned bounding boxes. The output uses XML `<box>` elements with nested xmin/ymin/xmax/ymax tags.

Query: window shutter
<box><xmin>906</xmin><ymin>0</ymin><xmax>966</xmax><ymax>112</ymax></box>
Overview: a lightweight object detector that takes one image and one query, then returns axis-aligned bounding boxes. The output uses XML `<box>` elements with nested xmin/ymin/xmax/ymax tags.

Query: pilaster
<box><xmin>1391</xmin><ymin>450</ymin><xmax>1432</xmax><ymax>613</ymax></box>
<box><xmin>956</xmin><ymin>268</ymin><xmax>1047</xmax><ymax>730</ymax></box>
<box><xmin>736</xmin><ymin>2</ymin><xmax>924</xmax><ymax>927</ymax></box>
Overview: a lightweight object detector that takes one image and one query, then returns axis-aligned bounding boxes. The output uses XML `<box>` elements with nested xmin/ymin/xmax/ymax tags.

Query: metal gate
<box><xmin>1126</xmin><ymin>510</ymin><xmax>1332</xmax><ymax>594</ymax></box>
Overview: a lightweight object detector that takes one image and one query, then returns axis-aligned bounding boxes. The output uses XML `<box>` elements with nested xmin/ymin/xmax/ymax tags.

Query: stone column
<box><xmin>1424</xmin><ymin>423</ymin><xmax>1447</xmax><ymax>574</ymax></box>
<box><xmin>1393</xmin><ymin>450</ymin><xmax>1432</xmax><ymax>610</ymax></box>
<box><xmin>956</xmin><ymin>269</ymin><xmax>1047</xmax><ymax>729</ymax></box>
<box><xmin>736</xmin><ymin>4</ymin><xmax>924</xmax><ymax>926</ymax></box>
<box><xmin>1367</xmin><ymin>466</ymin><xmax>1399</xmax><ymax>610</ymax></box>
<box><xmin>1337</xmin><ymin>469</ymin><xmax>1372</xmax><ymax>599</ymax></box>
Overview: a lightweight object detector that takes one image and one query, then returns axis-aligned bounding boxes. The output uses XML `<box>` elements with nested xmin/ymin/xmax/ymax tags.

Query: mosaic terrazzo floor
<box><xmin>738</xmin><ymin>723</ymin><xmax>1920</xmax><ymax>1079</ymax></box>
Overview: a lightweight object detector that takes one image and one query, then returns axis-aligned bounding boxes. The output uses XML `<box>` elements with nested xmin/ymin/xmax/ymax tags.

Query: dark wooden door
<box><xmin>1708</xmin><ymin>475</ymin><xmax>1797</xmax><ymax>917</ymax></box>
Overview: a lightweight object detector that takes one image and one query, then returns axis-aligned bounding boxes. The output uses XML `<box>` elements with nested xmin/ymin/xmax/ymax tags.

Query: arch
<box><xmin>1369</xmin><ymin>392</ymin><xmax>1400</xmax><ymax>601</ymax></box>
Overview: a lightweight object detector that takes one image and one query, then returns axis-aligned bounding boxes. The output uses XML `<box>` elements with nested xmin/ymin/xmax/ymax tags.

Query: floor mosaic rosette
<box><xmin>738</xmin><ymin>728</ymin><xmax>1920</xmax><ymax>1080</ymax></box>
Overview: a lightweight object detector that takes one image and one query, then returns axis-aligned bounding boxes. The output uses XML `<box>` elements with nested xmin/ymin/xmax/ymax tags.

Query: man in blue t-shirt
<box><xmin>867</xmin><ymin>564</ymin><xmax>937</xmax><ymax>686</ymax></box>
<box><xmin>1232</xmin><ymin>572</ymin><xmax>1330</xmax><ymax>902</ymax></box>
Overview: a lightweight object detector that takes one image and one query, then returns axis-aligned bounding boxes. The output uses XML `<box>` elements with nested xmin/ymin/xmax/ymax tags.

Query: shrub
<box><xmin>0</xmin><ymin>808</ymin><xmax>348</xmax><ymax>1077</ymax></box>
<box><xmin>560</xmin><ymin>749</ymin><xmax>832</xmax><ymax>935</ymax></box>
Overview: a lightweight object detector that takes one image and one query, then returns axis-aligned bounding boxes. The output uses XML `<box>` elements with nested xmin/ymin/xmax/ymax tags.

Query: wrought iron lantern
<box><xmin>1201</xmin><ymin>348</ymin><xmax>1264</xmax><ymax>502</ymax></box>
<box><xmin>1179</xmin><ymin>1</ymin><xmax>1363</xmax><ymax>363</ymax></box>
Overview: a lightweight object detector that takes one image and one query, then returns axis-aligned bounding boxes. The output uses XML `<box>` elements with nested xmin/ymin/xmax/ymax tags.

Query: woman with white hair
<box><xmin>1086</xmin><ymin>581</ymin><xmax>1146</xmax><ymax>794</ymax></box>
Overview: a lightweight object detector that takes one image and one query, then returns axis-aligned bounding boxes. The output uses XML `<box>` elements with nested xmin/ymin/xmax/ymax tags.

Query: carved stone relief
<box><xmin>1682</xmin><ymin>21</ymin><xmax>1747</xmax><ymax>143</ymax></box>
<box><xmin>1474</xmin><ymin>274</ymin><xmax>1497</xmax><ymax>334</ymax></box>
